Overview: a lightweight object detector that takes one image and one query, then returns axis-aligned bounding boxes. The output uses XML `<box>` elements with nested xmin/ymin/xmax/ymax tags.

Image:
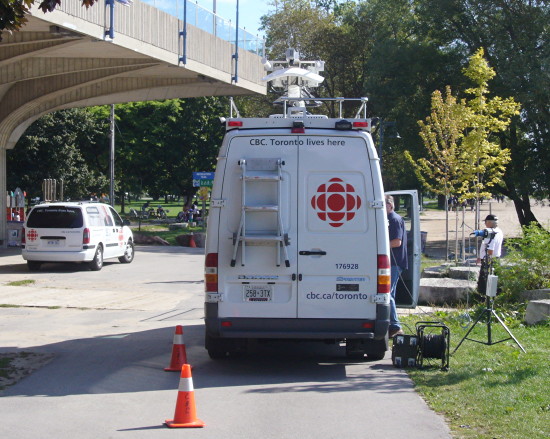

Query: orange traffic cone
<box><xmin>165</xmin><ymin>364</ymin><xmax>205</xmax><ymax>428</ymax></box>
<box><xmin>189</xmin><ymin>233</ymin><xmax>197</xmax><ymax>248</ymax></box>
<box><xmin>164</xmin><ymin>325</ymin><xmax>188</xmax><ymax>372</ymax></box>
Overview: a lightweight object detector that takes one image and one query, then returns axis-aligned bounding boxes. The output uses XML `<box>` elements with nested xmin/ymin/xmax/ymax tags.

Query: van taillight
<box><xmin>83</xmin><ymin>228</ymin><xmax>91</xmax><ymax>245</ymax></box>
<box><xmin>205</xmin><ymin>253</ymin><xmax>218</xmax><ymax>292</ymax></box>
<box><xmin>377</xmin><ymin>254</ymin><xmax>391</xmax><ymax>294</ymax></box>
<box><xmin>21</xmin><ymin>227</ymin><xmax>26</xmax><ymax>245</ymax></box>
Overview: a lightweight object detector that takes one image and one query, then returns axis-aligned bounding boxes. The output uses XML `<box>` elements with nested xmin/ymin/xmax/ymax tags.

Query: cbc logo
<box><xmin>310</xmin><ymin>178</ymin><xmax>362</xmax><ymax>227</ymax></box>
<box><xmin>27</xmin><ymin>229</ymin><xmax>38</xmax><ymax>241</ymax></box>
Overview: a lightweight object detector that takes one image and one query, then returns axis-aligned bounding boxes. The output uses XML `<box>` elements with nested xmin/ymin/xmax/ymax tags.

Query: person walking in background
<box><xmin>386</xmin><ymin>195</ymin><xmax>408</xmax><ymax>338</ymax></box>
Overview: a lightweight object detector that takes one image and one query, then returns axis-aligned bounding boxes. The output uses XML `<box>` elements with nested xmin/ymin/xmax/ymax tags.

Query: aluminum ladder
<box><xmin>230</xmin><ymin>158</ymin><xmax>290</xmax><ymax>267</ymax></box>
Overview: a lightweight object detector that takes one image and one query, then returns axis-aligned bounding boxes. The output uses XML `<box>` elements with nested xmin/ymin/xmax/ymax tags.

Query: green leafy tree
<box><xmin>111</xmin><ymin>97</ymin><xmax>227</xmax><ymax>208</ymax></box>
<box><xmin>495</xmin><ymin>223</ymin><xmax>550</xmax><ymax>302</ymax></box>
<box><xmin>7</xmin><ymin>108</ymin><xmax>108</xmax><ymax>202</ymax></box>
<box><xmin>406</xmin><ymin>49</ymin><xmax>519</xmax><ymax>257</ymax></box>
<box><xmin>458</xmin><ymin>48</ymin><xmax>519</xmax><ymax>211</ymax></box>
<box><xmin>414</xmin><ymin>0</ymin><xmax>550</xmax><ymax>225</ymax></box>
<box><xmin>405</xmin><ymin>86</ymin><xmax>468</xmax><ymax>257</ymax></box>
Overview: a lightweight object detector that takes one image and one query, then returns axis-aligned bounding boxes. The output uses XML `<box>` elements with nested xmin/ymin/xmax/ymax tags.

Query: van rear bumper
<box><xmin>205</xmin><ymin>303</ymin><xmax>390</xmax><ymax>340</ymax></box>
<box><xmin>22</xmin><ymin>249</ymin><xmax>94</xmax><ymax>262</ymax></box>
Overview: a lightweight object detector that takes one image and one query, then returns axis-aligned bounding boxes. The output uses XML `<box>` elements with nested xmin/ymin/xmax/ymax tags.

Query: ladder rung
<box><xmin>243</xmin><ymin>172</ymin><xmax>280</xmax><ymax>182</ymax></box>
<box><xmin>244</xmin><ymin>205</ymin><xmax>279</xmax><ymax>212</ymax></box>
<box><xmin>240</xmin><ymin>234</ymin><xmax>284</xmax><ymax>244</ymax></box>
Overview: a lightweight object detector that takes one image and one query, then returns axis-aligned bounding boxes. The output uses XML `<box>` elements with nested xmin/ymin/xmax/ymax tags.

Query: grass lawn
<box><xmin>400</xmin><ymin>312</ymin><xmax>549</xmax><ymax>439</ymax></box>
<box><xmin>131</xmin><ymin>224</ymin><xmax>204</xmax><ymax>245</ymax></box>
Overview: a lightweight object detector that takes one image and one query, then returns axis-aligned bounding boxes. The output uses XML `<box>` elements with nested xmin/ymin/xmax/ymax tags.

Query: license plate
<box><xmin>243</xmin><ymin>285</ymin><xmax>273</xmax><ymax>302</ymax></box>
<box><xmin>47</xmin><ymin>240</ymin><xmax>61</xmax><ymax>246</ymax></box>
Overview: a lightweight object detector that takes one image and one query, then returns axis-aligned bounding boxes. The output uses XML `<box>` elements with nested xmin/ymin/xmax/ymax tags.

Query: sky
<box><xmin>141</xmin><ymin>0</ymin><xmax>273</xmax><ymax>37</ymax></box>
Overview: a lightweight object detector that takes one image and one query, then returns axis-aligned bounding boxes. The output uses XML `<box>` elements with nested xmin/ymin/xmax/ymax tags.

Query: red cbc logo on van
<box><xmin>27</xmin><ymin>229</ymin><xmax>38</xmax><ymax>241</ymax></box>
<box><xmin>311</xmin><ymin>178</ymin><xmax>362</xmax><ymax>227</ymax></box>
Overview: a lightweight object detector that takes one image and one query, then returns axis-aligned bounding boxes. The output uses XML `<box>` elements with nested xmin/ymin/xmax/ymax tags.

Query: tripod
<box><xmin>453</xmin><ymin>257</ymin><xmax>526</xmax><ymax>354</ymax></box>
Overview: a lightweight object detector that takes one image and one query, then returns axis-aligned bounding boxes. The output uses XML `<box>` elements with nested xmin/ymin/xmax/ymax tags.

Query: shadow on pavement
<box><xmin>3</xmin><ymin>323</ymin><xmax>406</xmax><ymax>398</ymax></box>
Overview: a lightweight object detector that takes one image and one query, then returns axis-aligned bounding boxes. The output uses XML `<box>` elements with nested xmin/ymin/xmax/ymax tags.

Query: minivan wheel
<box><xmin>89</xmin><ymin>245</ymin><xmax>103</xmax><ymax>271</ymax></box>
<box><xmin>118</xmin><ymin>239</ymin><xmax>134</xmax><ymax>263</ymax></box>
<box><xmin>27</xmin><ymin>261</ymin><xmax>42</xmax><ymax>271</ymax></box>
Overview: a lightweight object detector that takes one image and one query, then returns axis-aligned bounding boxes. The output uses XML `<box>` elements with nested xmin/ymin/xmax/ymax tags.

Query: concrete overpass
<box><xmin>0</xmin><ymin>0</ymin><xmax>266</xmax><ymax>246</ymax></box>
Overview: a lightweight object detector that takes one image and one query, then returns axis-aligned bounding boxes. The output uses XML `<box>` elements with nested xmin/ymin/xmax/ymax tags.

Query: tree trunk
<box><xmin>512</xmin><ymin>196</ymin><xmax>539</xmax><ymax>227</ymax></box>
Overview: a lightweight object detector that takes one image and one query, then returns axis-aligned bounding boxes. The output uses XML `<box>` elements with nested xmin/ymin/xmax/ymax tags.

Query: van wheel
<box><xmin>363</xmin><ymin>337</ymin><xmax>388</xmax><ymax>361</ymax></box>
<box><xmin>118</xmin><ymin>239</ymin><xmax>134</xmax><ymax>263</ymax></box>
<box><xmin>89</xmin><ymin>245</ymin><xmax>103</xmax><ymax>271</ymax></box>
<box><xmin>27</xmin><ymin>261</ymin><xmax>41</xmax><ymax>271</ymax></box>
<box><xmin>205</xmin><ymin>333</ymin><xmax>229</xmax><ymax>359</ymax></box>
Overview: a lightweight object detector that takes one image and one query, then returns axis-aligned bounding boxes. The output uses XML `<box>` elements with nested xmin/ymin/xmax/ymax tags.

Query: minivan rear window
<box><xmin>27</xmin><ymin>207</ymin><xmax>83</xmax><ymax>228</ymax></box>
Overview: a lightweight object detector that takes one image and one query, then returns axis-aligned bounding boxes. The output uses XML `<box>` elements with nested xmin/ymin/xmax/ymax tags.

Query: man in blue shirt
<box><xmin>386</xmin><ymin>195</ymin><xmax>408</xmax><ymax>337</ymax></box>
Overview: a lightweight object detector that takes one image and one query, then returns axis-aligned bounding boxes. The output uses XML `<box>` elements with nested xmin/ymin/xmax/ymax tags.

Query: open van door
<box><xmin>385</xmin><ymin>190</ymin><xmax>421</xmax><ymax>308</ymax></box>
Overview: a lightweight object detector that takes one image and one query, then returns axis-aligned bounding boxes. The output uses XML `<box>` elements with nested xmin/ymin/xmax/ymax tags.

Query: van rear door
<box><xmin>384</xmin><ymin>190</ymin><xmax>421</xmax><ymax>307</ymax></box>
<box><xmin>25</xmin><ymin>206</ymin><xmax>84</xmax><ymax>252</ymax></box>
<box><xmin>297</xmin><ymin>134</ymin><xmax>379</xmax><ymax>319</ymax></box>
<box><xmin>217</xmin><ymin>134</ymin><xmax>298</xmax><ymax>319</ymax></box>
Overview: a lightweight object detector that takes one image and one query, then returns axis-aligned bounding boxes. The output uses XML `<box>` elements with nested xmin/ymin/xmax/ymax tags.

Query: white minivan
<box><xmin>22</xmin><ymin>201</ymin><xmax>134</xmax><ymax>271</ymax></box>
<box><xmin>203</xmin><ymin>106</ymin><xmax>421</xmax><ymax>360</ymax></box>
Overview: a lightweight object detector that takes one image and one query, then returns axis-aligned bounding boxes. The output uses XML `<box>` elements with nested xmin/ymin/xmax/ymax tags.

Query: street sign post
<box><xmin>193</xmin><ymin>172</ymin><xmax>215</xmax><ymax>231</ymax></box>
<box><xmin>193</xmin><ymin>172</ymin><xmax>215</xmax><ymax>188</ymax></box>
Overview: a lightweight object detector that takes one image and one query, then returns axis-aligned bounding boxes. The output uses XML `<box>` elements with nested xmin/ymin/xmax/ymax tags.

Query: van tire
<box><xmin>205</xmin><ymin>334</ymin><xmax>229</xmax><ymax>359</ymax></box>
<box><xmin>118</xmin><ymin>239</ymin><xmax>134</xmax><ymax>263</ymax></box>
<box><xmin>27</xmin><ymin>261</ymin><xmax>41</xmax><ymax>271</ymax></box>
<box><xmin>89</xmin><ymin>245</ymin><xmax>103</xmax><ymax>271</ymax></box>
<box><xmin>363</xmin><ymin>337</ymin><xmax>388</xmax><ymax>361</ymax></box>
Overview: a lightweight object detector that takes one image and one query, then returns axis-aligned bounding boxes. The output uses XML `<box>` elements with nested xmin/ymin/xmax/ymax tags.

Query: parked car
<box><xmin>22</xmin><ymin>201</ymin><xmax>134</xmax><ymax>271</ymax></box>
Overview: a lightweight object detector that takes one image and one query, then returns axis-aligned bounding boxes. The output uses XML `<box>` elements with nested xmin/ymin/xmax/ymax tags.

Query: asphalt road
<box><xmin>0</xmin><ymin>246</ymin><xmax>451</xmax><ymax>438</ymax></box>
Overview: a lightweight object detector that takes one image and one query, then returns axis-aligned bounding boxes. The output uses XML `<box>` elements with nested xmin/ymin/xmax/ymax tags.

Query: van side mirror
<box><xmin>123</xmin><ymin>219</ymin><xmax>131</xmax><ymax>226</ymax></box>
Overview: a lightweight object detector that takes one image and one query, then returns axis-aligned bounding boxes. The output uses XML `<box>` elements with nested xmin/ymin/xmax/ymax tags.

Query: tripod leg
<box><xmin>452</xmin><ymin>309</ymin><xmax>488</xmax><ymax>354</ymax></box>
<box><xmin>491</xmin><ymin>310</ymin><xmax>527</xmax><ymax>353</ymax></box>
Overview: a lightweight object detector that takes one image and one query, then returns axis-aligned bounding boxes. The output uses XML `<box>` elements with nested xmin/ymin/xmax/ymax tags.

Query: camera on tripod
<box><xmin>471</xmin><ymin>228</ymin><xmax>496</xmax><ymax>239</ymax></box>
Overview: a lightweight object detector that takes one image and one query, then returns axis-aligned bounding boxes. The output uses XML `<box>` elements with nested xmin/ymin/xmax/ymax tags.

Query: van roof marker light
<box><xmin>291</xmin><ymin>121</ymin><xmax>305</xmax><ymax>133</ymax></box>
<box><xmin>335</xmin><ymin>120</ymin><xmax>352</xmax><ymax>130</ymax></box>
<box><xmin>353</xmin><ymin>121</ymin><xmax>369</xmax><ymax>129</ymax></box>
<box><xmin>228</xmin><ymin>120</ymin><xmax>243</xmax><ymax>127</ymax></box>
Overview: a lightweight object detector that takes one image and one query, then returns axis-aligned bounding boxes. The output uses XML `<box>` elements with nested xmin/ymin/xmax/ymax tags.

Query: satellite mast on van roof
<box><xmin>261</xmin><ymin>48</ymin><xmax>325</xmax><ymax>108</ymax></box>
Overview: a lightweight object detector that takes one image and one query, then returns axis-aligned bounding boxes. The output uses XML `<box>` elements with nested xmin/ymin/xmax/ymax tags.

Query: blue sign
<box><xmin>193</xmin><ymin>172</ymin><xmax>215</xmax><ymax>187</ymax></box>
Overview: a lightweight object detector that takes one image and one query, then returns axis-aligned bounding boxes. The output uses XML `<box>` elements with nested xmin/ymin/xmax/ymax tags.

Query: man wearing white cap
<box><xmin>477</xmin><ymin>214</ymin><xmax>503</xmax><ymax>294</ymax></box>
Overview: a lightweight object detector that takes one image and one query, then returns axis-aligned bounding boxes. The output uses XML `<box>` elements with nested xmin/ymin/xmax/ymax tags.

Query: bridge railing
<box><xmin>49</xmin><ymin>0</ymin><xmax>264</xmax><ymax>84</ymax></box>
<box><xmin>184</xmin><ymin>1</ymin><xmax>265</xmax><ymax>57</ymax></box>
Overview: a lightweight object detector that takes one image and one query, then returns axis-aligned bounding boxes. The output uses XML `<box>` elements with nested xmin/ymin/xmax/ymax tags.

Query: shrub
<box><xmin>495</xmin><ymin>223</ymin><xmax>550</xmax><ymax>301</ymax></box>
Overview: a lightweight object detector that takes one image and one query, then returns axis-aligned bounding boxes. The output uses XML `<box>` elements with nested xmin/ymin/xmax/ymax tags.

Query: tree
<box><xmin>406</xmin><ymin>49</ymin><xmax>519</xmax><ymax>258</ymax></box>
<box><xmin>7</xmin><ymin>108</ymin><xmax>109</xmax><ymax>202</ymax></box>
<box><xmin>109</xmin><ymin>97</ymin><xmax>227</xmax><ymax>207</ymax></box>
<box><xmin>405</xmin><ymin>86</ymin><xmax>468</xmax><ymax>258</ymax></box>
<box><xmin>458</xmin><ymin>48</ymin><xmax>519</xmax><ymax>221</ymax></box>
<box><xmin>414</xmin><ymin>0</ymin><xmax>549</xmax><ymax>226</ymax></box>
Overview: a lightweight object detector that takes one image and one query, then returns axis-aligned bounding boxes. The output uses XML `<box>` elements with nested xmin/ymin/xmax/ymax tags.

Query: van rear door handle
<box><xmin>299</xmin><ymin>250</ymin><xmax>327</xmax><ymax>256</ymax></box>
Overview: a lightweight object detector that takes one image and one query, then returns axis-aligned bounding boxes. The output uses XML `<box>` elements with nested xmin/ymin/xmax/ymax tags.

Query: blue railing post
<box><xmin>179</xmin><ymin>0</ymin><xmax>187</xmax><ymax>64</ymax></box>
<box><xmin>232</xmin><ymin>0</ymin><xmax>239</xmax><ymax>82</ymax></box>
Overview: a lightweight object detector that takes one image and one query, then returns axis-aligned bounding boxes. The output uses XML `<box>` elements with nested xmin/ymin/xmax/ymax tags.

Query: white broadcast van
<box><xmin>22</xmin><ymin>201</ymin><xmax>134</xmax><ymax>271</ymax></box>
<box><xmin>204</xmin><ymin>51</ymin><xmax>420</xmax><ymax>359</ymax></box>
